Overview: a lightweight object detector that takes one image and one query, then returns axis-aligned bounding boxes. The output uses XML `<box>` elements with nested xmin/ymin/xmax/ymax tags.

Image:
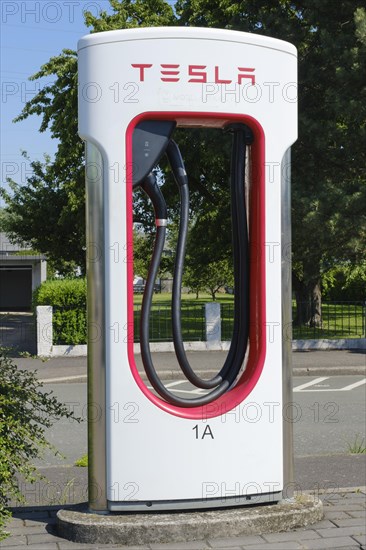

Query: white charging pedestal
<box><xmin>78</xmin><ymin>27</ymin><xmax>297</xmax><ymax>512</ymax></box>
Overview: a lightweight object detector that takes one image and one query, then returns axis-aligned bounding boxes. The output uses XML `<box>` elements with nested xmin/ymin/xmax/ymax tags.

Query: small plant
<box><xmin>75</xmin><ymin>454</ymin><xmax>88</xmax><ymax>467</ymax></box>
<box><xmin>0</xmin><ymin>349</ymin><xmax>78</xmax><ymax>538</ymax></box>
<box><xmin>347</xmin><ymin>434</ymin><xmax>366</xmax><ymax>454</ymax></box>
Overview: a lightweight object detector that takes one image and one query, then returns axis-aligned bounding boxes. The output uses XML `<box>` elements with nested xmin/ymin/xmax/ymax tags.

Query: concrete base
<box><xmin>57</xmin><ymin>495</ymin><xmax>323</xmax><ymax>545</ymax></box>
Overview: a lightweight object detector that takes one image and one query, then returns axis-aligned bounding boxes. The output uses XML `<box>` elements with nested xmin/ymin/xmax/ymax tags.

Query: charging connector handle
<box><xmin>132</xmin><ymin>120</ymin><xmax>176</xmax><ymax>187</ymax></box>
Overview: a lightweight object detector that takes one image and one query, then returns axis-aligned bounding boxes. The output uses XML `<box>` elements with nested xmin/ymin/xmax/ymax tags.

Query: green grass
<box><xmin>133</xmin><ymin>293</ymin><xmax>234</xmax><ymax>342</ymax></box>
<box><xmin>346</xmin><ymin>434</ymin><xmax>366</xmax><ymax>454</ymax></box>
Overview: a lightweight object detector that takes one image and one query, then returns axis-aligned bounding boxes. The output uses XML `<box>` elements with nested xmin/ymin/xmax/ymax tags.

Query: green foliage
<box><xmin>33</xmin><ymin>279</ymin><xmax>87</xmax><ymax>345</ymax></box>
<box><xmin>0</xmin><ymin>506</ymin><xmax>10</xmax><ymax>541</ymax></box>
<box><xmin>322</xmin><ymin>261</ymin><xmax>366</xmax><ymax>301</ymax></box>
<box><xmin>0</xmin><ymin>152</ymin><xmax>85</xmax><ymax>275</ymax></box>
<box><xmin>0</xmin><ymin>350</ymin><xmax>76</xmax><ymax>537</ymax></box>
<box><xmin>0</xmin><ymin>48</ymin><xmax>84</xmax><ymax>275</ymax></box>
<box><xmin>84</xmin><ymin>0</ymin><xmax>175</xmax><ymax>30</ymax></box>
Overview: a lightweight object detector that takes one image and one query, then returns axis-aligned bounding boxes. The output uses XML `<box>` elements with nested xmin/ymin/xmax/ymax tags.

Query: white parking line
<box><xmin>147</xmin><ymin>379</ymin><xmax>208</xmax><ymax>395</ymax></box>
<box><xmin>150</xmin><ymin>376</ymin><xmax>366</xmax><ymax>395</ymax></box>
<box><xmin>294</xmin><ymin>377</ymin><xmax>366</xmax><ymax>392</ymax></box>
<box><xmin>293</xmin><ymin>377</ymin><xmax>330</xmax><ymax>392</ymax></box>
<box><xmin>164</xmin><ymin>380</ymin><xmax>187</xmax><ymax>388</ymax></box>
<box><xmin>339</xmin><ymin>378</ymin><xmax>366</xmax><ymax>391</ymax></box>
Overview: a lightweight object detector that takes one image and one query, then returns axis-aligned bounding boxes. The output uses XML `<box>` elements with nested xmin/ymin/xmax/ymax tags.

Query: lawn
<box><xmin>133</xmin><ymin>292</ymin><xmax>234</xmax><ymax>342</ymax></box>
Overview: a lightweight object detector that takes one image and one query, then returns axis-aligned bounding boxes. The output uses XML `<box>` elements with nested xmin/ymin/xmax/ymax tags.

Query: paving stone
<box><xmin>310</xmin><ymin>519</ymin><xmax>336</xmax><ymax>529</ymax></box>
<box><xmin>299</xmin><ymin>536</ymin><xmax>361</xmax><ymax>549</ymax></box>
<box><xmin>316</xmin><ymin>526</ymin><xmax>365</xmax><ymax>538</ymax></box>
<box><xmin>1</xmin><ymin>547</ymin><xmax>58</xmax><ymax>550</ymax></box>
<box><xmin>26</xmin><ymin>532</ymin><xmax>65</xmax><ymax>545</ymax></box>
<box><xmin>58</xmin><ymin>544</ymin><xmax>118</xmax><ymax>550</ymax></box>
<box><xmin>0</xmin><ymin>535</ymin><xmax>27</xmax><ymax>547</ymax></box>
<box><xmin>324</xmin><ymin>510</ymin><xmax>354</xmax><ymax>520</ymax></box>
<box><xmin>333</xmin><ymin>517</ymin><xmax>366</xmax><ymax>527</ymax></box>
<box><xmin>150</xmin><ymin>541</ymin><xmax>210</xmax><ymax>549</ymax></box>
<box><xmin>24</xmin><ymin>517</ymin><xmax>56</xmax><ymax>527</ymax></box>
<box><xmin>206</xmin><ymin>536</ymin><xmax>264</xmax><ymax>547</ymax></box>
<box><xmin>263</xmin><ymin>530</ymin><xmax>321</xmax><ymax>542</ymax></box>
<box><xmin>10</xmin><ymin>526</ymin><xmax>49</xmax><ymax>537</ymax></box>
<box><xmin>348</xmin><ymin>510</ymin><xmax>366</xmax><ymax>518</ymax></box>
<box><xmin>353</xmin><ymin>534</ymin><xmax>366</xmax><ymax>546</ymax></box>
<box><xmin>4</xmin><ymin>520</ymin><xmax>24</xmax><ymax>529</ymax></box>
<box><xmin>58</xmin><ymin>544</ymin><xmax>122</xmax><ymax>550</ymax></box>
<box><xmin>1</xmin><ymin>530</ymin><xmax>28</xmax><ymax>539</ymax></box>
<box><xmin>324</xmin><ymin>504</ymin><xmax>365</xmax><ymax>512</ymax></box>
<box><xmin>241</xmin><ymin>542</ymin><xmax>302</xmax><ymax>550</ymax></box>
<box><xmin>347</xmin><ymin>496</ymin><xmax>366</xmax><ymax>502</ymax></box>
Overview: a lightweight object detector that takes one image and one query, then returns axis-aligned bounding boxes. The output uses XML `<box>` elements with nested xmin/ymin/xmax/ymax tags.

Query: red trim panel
<box><xmin>126</xmin><ymin>111</ymin><xmax>266</xmax><ymax>420</ymax></box>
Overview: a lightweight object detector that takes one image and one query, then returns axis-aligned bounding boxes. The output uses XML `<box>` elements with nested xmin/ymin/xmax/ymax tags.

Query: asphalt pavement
<box><xmin>11</xmin><ymin>349</ymin><xmax>366</xmax><ymax>384</ymax></box>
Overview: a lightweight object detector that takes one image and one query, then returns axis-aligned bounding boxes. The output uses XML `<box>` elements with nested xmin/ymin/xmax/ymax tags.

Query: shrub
<box><xmin>33</xmin><ymin>278</ymin><xmax>87</xmax><ymax>345</ymax></box>
<box><xmin>0</xmin><ymin>350</ymin><xmax>76</xmax><ymax>539</ymax></box>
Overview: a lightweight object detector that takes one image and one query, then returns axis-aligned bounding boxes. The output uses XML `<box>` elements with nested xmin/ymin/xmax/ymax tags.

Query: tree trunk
<box><xmin>208</xmin><ymin>287</ymin><xmax>216</xmax><ymax>301</ymax></box>
<box><xmin>294</xmin><ymin>279</ymin><xmax>322</xmax><ymax>327</ymax></box>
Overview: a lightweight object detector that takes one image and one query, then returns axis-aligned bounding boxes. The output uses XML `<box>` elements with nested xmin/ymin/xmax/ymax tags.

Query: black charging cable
<box><xmin>138</xmin><ymin>125</ymin><xmax>253</xmax><ymax>407</ymax></box>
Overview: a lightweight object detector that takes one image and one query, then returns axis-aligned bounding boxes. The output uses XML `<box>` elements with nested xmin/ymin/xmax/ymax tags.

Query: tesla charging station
<box><xmin>78</xmin><ymin>27</ymin><xmax>297</xmax><ymax>512</ymax></box>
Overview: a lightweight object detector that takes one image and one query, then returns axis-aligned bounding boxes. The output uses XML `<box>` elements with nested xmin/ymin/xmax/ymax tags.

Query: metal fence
<box><xmin>292</xmin><ymin>301</ymin><xmax>365</xmax><ymax>339</ymax></box>
<box><xmin>137</xmin><ymin>300</ymin><xmax>365</xmax><ymax>342</ymax></box>
<box><xmin>48</xmin><ymin>300</ymin><xmax>365</xmax><ymax>345</ymax></box>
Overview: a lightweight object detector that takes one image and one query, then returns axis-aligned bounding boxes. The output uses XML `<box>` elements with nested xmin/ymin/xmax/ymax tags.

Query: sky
<box><xmin>1</xmin><ymin>1</ymin><xmax>115</xmax><ymax>194</ymax></box>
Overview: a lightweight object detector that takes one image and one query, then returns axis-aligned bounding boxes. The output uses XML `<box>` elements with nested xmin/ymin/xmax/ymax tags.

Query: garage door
<box><xmin>0</xmin><ymin>267</ymin><xmax>32</xmax><ymax>311</ymax></box>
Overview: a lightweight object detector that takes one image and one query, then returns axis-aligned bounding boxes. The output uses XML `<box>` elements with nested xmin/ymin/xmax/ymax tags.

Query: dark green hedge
<box><xmin>33</xmin><ymin>279</ymin><xmax>87</xmax><ymax>345</ymax></box>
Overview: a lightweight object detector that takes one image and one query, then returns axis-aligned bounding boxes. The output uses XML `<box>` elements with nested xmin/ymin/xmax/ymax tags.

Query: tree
<box><xmin>1</xmin><ymin>2</ymin><xmax>175</xmax><ymax>275</ymax></box>
<box><xmin>177</xmin><ymin>0</ymin><xmax>366</xmax><ymax>325</ymax></box>
<box><xmin>2</xmin><ymin>1</ymin><xmax>365</xmax><ymax>317</ymax></box>
<box><xmin>1</xmin><ymin>152</ymin><xmax>84</xmax><ymax>274</ymax></box>
<box><xmin>290</xmin><ymin>2</ymin><xmax>366</xmax><ymax>325</ymax></box>
<box><xmin>0</xmin><ymin>48</ymin><xmax>83</xmax><ymax>275</ymax></box>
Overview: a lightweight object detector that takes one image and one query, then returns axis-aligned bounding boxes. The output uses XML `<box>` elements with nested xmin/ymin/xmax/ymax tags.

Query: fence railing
<box><xmin>292</xmin><ymin>301</ymin><xmax>365</xmax><ymax>339</ymax></box>
<box><xmin>37</xmin><ymin>300</ymin><xmax>366</xmax><ymax>348</ymax></box>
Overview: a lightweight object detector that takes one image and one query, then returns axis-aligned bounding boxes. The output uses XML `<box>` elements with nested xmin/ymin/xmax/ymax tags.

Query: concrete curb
<box><xmin>292</xmin><ymin>366</ymin><xmax>366</xmax><ymax>377</ymax></box>
<box><xmin>40</xmin><ymin>338</ymin><xmax>366</xmax><ymax>357</ymax></box>
<box><xmin>57</xmin><ymin>494</ymin><xmax>323</xmax><ymax>545</ymax></box>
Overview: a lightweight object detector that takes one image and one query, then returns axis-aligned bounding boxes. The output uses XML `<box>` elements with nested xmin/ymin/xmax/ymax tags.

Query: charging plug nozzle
<box><xmin>166</xmin><ymin>140</ymin><xmax>188</xmax><ymax>187</ymax></box>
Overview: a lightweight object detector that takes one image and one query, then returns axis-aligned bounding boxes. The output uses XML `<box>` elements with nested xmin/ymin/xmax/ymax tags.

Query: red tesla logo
<box><xmin>131</xmin><ymin>64</ymin><xmax>256</xmax><ymax>85</ymax></box>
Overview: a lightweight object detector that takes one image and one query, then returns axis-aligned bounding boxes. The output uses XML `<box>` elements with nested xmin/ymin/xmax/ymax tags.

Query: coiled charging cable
<box><xmin>138</xmin><ymin>124</ymin><xmax>253</xmax><ymax>407</ymax></box>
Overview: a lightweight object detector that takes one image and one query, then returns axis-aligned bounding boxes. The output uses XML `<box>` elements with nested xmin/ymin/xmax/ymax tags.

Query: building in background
<box><xmin>0</xmin><ymin>233</ymin><xmax>47</xmax><ymax>311</ymax></box>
